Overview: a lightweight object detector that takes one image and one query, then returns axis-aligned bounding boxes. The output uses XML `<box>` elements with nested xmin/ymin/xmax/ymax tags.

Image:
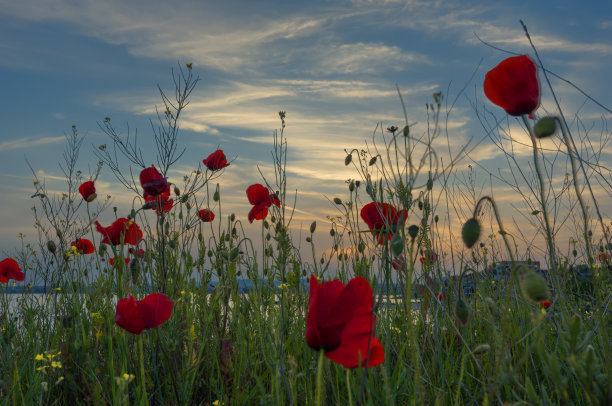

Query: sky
<box><xmin>0</xmin><ymin>0</ymin><xmax>611</xmax><ymax>271</ymax></box>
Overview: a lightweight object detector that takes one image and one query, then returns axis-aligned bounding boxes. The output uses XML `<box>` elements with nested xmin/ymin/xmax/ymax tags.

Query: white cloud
<box><xmin>0</xmin><ymin>136</ymin><xmax>65</xmax><ymax>151</ymax></box>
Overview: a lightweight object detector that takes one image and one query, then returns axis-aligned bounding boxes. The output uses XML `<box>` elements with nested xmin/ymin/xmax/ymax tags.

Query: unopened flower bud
<box><xmin>454</xmin><ymin>298</ymin><xmax>471</xmax><ymax>326</ymax></box>
<box><xmin>333</xmin><ymin>197</ymin><xmax>342</xmax><ymax>205</ymax></box>
<box><xmin>368</xmin><ymin>156</ymin><xmax>377</xmax><ymax>166</ymax></box>
<box><xmin>391</xmin><ymin>233</ymin><xmax>404</xmax><ymax>256</ymax></box>
<box><xmin>407</xmin><ymin>225</ymin><xmax>419</xmax><ymax>240</ymax></box>
<box><xmin>472</xmin><ymin>343</ymin><xmax>490</xmax><ymax>356</ymax></box>
<box><xmin>534</xmin><ymin>116</ymin><xmax>557</xmax><ymax>139</ymax></box>
<box><xmin>213</xmin><ymin>184</ymin><xmax>220</xmax><ymax>202</ymax></box>
<box><xmin>86</xmin><ymin>193</ymin><xmax>97</xmax><ymax>203</ymax></box>
<box><xmin>174</xmin><ymin>186</ymin><xmax>181</xmax><ymax>196</ymax></box>
<box><xmin>348</xmin><ymin>181</ymin><xmax>355</xmax><ymax>192</ymax></box>
<box><xmin>520</xmin><ymin>271</ymin><xmax>550</xmax><ymax>302</ymax></box>
<box><xmin>344</xmin><ymin>154</ymin><xmax>352</xmax><ymax>166</ymax></box>
<box><xmin>461</xmin><ymin>218</ymin><xmax>481</xmax><ymax>249</ymax></box>
<box><xmin>47</xmin><ymin>241</ymin><xmax>57</xmax><ymax>253</ymax></box>
<box><xmin>310</xmin><ymin>221</ymin><xmax>317</xmax><ymax>234</ymax></box>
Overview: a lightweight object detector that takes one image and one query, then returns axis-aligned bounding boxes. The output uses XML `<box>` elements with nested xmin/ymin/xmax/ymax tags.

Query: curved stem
<box><xmin>473</xmin><ymin>196</ymin><xmax>515</xmax><ymax>265</ymax></box>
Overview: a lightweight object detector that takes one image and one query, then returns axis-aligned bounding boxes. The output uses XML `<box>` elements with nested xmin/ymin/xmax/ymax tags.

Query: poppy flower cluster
<box><xmin>539</xmin><ymin>300</ymin><xmax>552</xmax><ymax>309</ymax></box>
<box><xmin>246</xmin><ymin>184</ymin><xmax>280</xmax><ymax>223</ymax></box>
<box><xmin>419</xmin><ymin>250</ymin><xmax>438</xmax><ymax>266</ymax></box>
<box><xmin>306</xmin><ymin>275</ymin><xmax>384</xmax><ymax>368</ymax></box>
<box><xmin>197</xmin><ymin>209</ymin><xmax>215</xmax><ymax>222</ymax></box>
<box><xmin>0</xmin><ymin>258</ymin><xmax>25</xmax><ymax>283</ymax></box>
<box><xmin>70</xmin><ymin>239</ymin><xmax>95</xmax><ymax>255</ymax></box>
<box><xmin>360</xmin><ymin>202</ymin><xmax>407</xmax><ymax>244</ymax></box>
<box><xmin>78</xmin><ymin>181</ymin><xmax>97</xmax><ymax>202</ymax></box>
<box><xmin>484</xmin><ymin>55</ymin><xmax>540</xmax><ymax>117</ymax></box>
<box><xmin>96</xmin><ymin>218</ymin><xmax>143</xmax><ymax>246</ymax></box>
<box><xmin>598</xmin><ymin>253</ymin><xmax>611</xmax><ymax>264</ymax></box>
<box><xmin>140</xmin><ymin>166</ymin><xmax>173</xmax><ymax>215</ymax></box>
<box><xmin>203</xmin><ymin>150</ymin><xmax>229</xmax><ymax>171</ymax></box>
<box><xmin>115</xmin><ymin>293</ymin><xmax>173</xmax><ymax>335</ymax></box>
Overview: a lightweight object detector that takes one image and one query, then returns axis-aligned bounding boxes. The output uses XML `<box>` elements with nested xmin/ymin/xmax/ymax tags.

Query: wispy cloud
<box><xmin>0</xmin><ymin>136</ymin><xmax>65</xmax><ymax>151</ymax></box>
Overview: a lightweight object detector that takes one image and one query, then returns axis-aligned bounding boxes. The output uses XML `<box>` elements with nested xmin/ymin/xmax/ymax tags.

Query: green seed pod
<box><xmin>534</xmin><ymin>116</ymin><xmax>557</xmax><ymax>139</ymax></box>
<box><xmin>333</xmin><ymin>197</ymin><xmax>342</xmax><ymax>205</ymax></box>
<box><xmin>454</xmin><ymin>298</ymin><xmax>471</xmax><ymax>326</ymax></box>
<box><xmin>310</xmin><ymin>221</ymin><xmax>317</xmax><ymax>234</ymax></box>
<box><xmin>47</xmin><ymin>240</ymin><xmax>57</xmax><ymax>253</ymax></box>
<box><xmin>344</xmin><ymin>154</ymin><xmax>352</xmax><ymax>166</ymax></box>
<box><xmin>461</xmin><ymin>218</ymin><xmax>481</xmax><ymax>249</ymax></box>
<box><xmin>391</xmin><ymin>233</ymin><xmax>404</xmax><ymax>257</ymax></box>
<box><xmin>407</xmin><ymin>225</ymin><xmax>419</xmax><ymax>241</ymax></box>
<box><xmin>520</xmin><ymin>271</ymin><xmax>550</xmax><ymax>302</ymax></box>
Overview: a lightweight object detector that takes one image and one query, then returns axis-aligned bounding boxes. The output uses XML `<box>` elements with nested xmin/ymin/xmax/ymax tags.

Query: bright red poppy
<box><xmin>598</xmin><ymin>253</ymin><xmax>611</xmax><ymax>263</ymax></box>
<box><xmin>306</xmin><ymin>275</ymin><xmax>385</xmax><ymax>368</ymax></box>
<box><xmin>140</xmin><ymin>166</ymin><xmax>169</xmax><ymax>200</ymax></box>
<box><xmin>95</xmin><ymin>218</ymin><xmax>143</xmax><ymax>246</ymax></box>
<box><xmin>109</xmin><ymin>256</ymin><xmax>130</xmax><ymax>266</ymax></box>
<box><xmin>203</xmin><ymin>149</ymin><xmax>229</xmax><ymax>171</ymax></box>
<box><xmin>145</xmin><ymin>191</ymin><xmax>173</xmax><ymax>216</ymax></box>
<box><xmin>246</xmin><ymin>184</ymin><xmax>280</xmax><ymax>223</ymax></box>
<box><xmin>484</xmin><ymin>55</ymin><xmax>540</xmax><ymax>117</ymax></box>
<box><xmin>0</xmin><ymin>258</ymin><xmax>25</xmax><ymax>283</ymax></box>
<box><xmin>539</xmin><ymin>300</ymin><xmax>552</xmax><ymax>309</ymax></box>
<box><xmin>197</xmin><ymin>209</ymin><xmax>215</xmax><ymax>222</ymax></box>
<box><xmin>115</xmin><ymin>293</ymin><xmax>173</xmax><ymax>335</ymax></box>
<box><xmin>78</xmin><ymin>181</ymin><xmax>97</xmax><ymax>202</ymax></box>
<box><xmin>70</xmin><ymin>238</ymin><xmax>95</xmax><ymax>254</ymax></box>
<box><xmin>360</xmin><ymin>202</ymin><xmax>407</xmax><ymax>244</ymax></box>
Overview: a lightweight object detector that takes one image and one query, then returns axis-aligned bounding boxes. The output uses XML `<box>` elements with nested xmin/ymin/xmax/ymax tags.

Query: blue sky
<box><xmin>1</xmin><ymin>0</ymin><xmax>611</xmax><ymax>268</ymax></box>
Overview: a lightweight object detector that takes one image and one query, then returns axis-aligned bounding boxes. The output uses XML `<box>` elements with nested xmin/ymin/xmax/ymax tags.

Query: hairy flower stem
<box><xmin>315</xmin><ymin>349</ymin><xmax>324</xmax><ymax>406</ymax></box>
<box><xmin>557</xmin><ymin>118</ymin><xmax>594</xmax><ymax>264</ymax></box>
<box><xmin>522</xmin><ymin>115</ymin><xmax>558</xmax><ymax>276</ymax></box>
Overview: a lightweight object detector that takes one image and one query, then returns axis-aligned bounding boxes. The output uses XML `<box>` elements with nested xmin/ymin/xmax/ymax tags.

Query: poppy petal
<box><xmin>246</xmin><ymin>184</ymin><xmax>270</xmax><ymax>205</ymax></box>
<box><xmin>115</xmin><ymin>296</ymin><xmax>146</xmax><ymax>334</ymax></box>
<box><xmin>137</xmin><ymin>293</ymin><xmax>173</xmax><ymax>330</ymax></box>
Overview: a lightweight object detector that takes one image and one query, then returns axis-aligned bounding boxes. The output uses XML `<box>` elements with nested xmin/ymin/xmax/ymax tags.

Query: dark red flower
<box><xmin>392</xmin><ymin>255</ymin><xmax>405</xmax><ymax>272</ymax></box>
<box><xmin>129</xmin><ymin>248</ymin><xmax>146</xmax><ymax>258</ymax></box>
<box><xmin>306</xmin><ymin>275</ymin><xmax>384</xmax><ymax>368</ymax></box>
<box><xmin>95</xmin><ymin>218</ymin><xmax>143</xmax><ymax>246</ymax></box>
<box><xmin>360</xmin><ymin>202</ymin><xmax>407</xmax><ymax>244</ymax></box>
<box><xmin>598</xmin><ymin>253</ymin><xmax>611</xmax><ymax>263</ymax></box>
<box><xmin>70</xmin><ymin>238</ymin><xmax>95</xmax><ymax>255</ymax></box>
<box><xmin>0</xmin><ymin>258</ymin><xmax>25</xmax><ymax>283</ymax></box>
<box><xmin>115</xmin><ymin>293</ymin><xmax>173</xmax><ymax>335</ymax></box>
<box><xmin>78</xmin><ymin>181</ymin><xmax>97</xmax><ymax>202</ymax></box>
<box><xmin>246</xmin><ymin>184</ymin><xmax>280</xmax><ymax>223</ymax></box>
<box><xmin>197</xmin><ymin>209</ymin><xmax>215</xmax><ymax>222</ymax></box>
<box><xmin>110</xmin><ymin>256</ymin><xmax>130</xmax><ymax>266</ymax></box>
<box><xmin>145</xmin><ymin>191</ymin><xmax>173</xmax><ymax>216</ymax></box>
<box><xmin>484</xmin><ymin>55</ymin><xmax>540</xmax><ymax>117</ymax></box>
<box><xmin>436</xmin><ymin>292</ymin><xmax>445</xmax><ymax>301</ymax></box>
<box><xmin>203</xmin><ymin>149</ymin><xmax>229</xmax><ymax>171</ymax></box>
<box><xmin>419</xmin><ymin>250</ymin><xmax>438</xmax><ymax>266</ymax></box>
<box><xmin>539</xmin><ymin>300</ymin><xmax>552</xmax><ymax>309</ymax></box>
<box><xmin>140</xmin><ymin>166</ymin><xmax>169</xmax><ymax>200</ymax></box>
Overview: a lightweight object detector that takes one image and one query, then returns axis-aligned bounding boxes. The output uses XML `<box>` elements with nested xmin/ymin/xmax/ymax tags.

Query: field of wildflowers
<box><xmin>1</xmin><ymin>31</ymin><xmax>611</xmax><ymax>405</ymax></box>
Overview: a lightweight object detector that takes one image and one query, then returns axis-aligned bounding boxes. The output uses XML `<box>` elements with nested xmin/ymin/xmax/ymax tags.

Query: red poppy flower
<box><xmin>246</xmin><ymin>184</ymin><xmax>280</xmax><ymax>223</ymax></box>
<box><xmin>539</xmin><ymin>300</ymin><xmax>552</xmax><ymax>309</ymax></box>
<box><xmin>109</xmin><ymin>256</ymin><xmax>130</xmax><ymax>266</ymax></box>
<box><xmin>140</xmin><ymin>166</ymin><xmax>169</xmax><ymax>200</ymax></box>
<box><xmin>115</xmin><ymin>293</ymin><xmax>173</xmax><ymax>335</ymax></box>
<box><xmin>70</xmin><ymin>238</ymin><xmax>95</xmax><ymax>255</ymax></box>
<box><xmin>0</xmin><ymin>258</ymin><xmax>25</xmax><ymax>283</ymax></box>
<box><xmin>598</xmin><ymin>253</ymin><xmax>611</xmax><ymax>263</ymax></box>
<box><xmin>203</xmin><ymin>149</ymin><xmax>229</xmax><ymax>171</ymax></box>
<box><xmin>197</xmin><ymin>209</ymin><xmax>215</xmax><ymax>222</ymax></box>
<box><xmin>360</xmin><ymin>202</ymin><xmax>407</xmax><ymax>244</ymax></box>
<box><xmin>95</xmin><ymin>218</ymin><xmax>143</xmax><ymax>246</ymax></box>
<box><xmin>392</xmin><ymin>255</ymin><xmax>405</xmax><ymax>272</ymax></box>
<box><xmin>306</xmin><ymin>275</ymin><xmax>385</xmax><ymax>368</ymax></box>
<box><xmin>436</xmin><ymin>292</ymin><xmax>445</xmax><ymax>301</ymax></box>
<box><xmin>145</xmin><ymin>191</ymin><xmax>173</xmax><ymax>216</ymax></box>
<box><xmin>484</xmin><ymin>55</ymin><xmax>540</xmax><ymax>117</ymax></box>
<box><xmin>78</xmin><ymin>181</ymin><xmax>97</xmax><ymax>202</ymax></box>
<box><xmin>129</xmin><ymin>248</ymin><xmax>146</xmax><ymax>258</ymax></box>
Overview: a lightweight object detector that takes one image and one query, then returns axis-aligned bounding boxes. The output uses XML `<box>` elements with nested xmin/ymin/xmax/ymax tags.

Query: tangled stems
<box><xmin>473</xmin><ymin>196</ymin><xmax>515</xmax><ymax>265</ymax></box>
<box><xmin>522</xmin><ymin>115</ymin><xmax>557</xmax><ymax>276</ymax></box>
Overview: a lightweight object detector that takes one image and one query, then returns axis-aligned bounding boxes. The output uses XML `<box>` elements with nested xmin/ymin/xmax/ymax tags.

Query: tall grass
<box><xmin>1</xmin><ymin>41</ymin><xmax>611</xmax><ymax>405</ymax></box>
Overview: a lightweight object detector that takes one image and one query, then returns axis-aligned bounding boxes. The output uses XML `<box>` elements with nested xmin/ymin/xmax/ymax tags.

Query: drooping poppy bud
<box><xmin>534</xmin><ymin>116</ymin><xmax>557</xmax><ymax>139</ymax></box>
<box><xmin>520</xmin><ymin>271</ymin><xmax>550</xmax><ymax>303</ymax></box>
<box><xmin>454</xmin><ymin>297</ymin><xmax>471</xmax><ymax>326</ymax></box>
<box><xmin>344</xmin><ymin>154</ymin><xmax>352</xmax><ymax>166</ymax></box>
<box><xmin>310</xmin><ymin>221</ymin><xmax>317</xmax><ymax>234</ymax></box>
<box><xmin>461</xmin><ymin>218</ymin><xmax>481</xmax><ymax>249</ymax></box>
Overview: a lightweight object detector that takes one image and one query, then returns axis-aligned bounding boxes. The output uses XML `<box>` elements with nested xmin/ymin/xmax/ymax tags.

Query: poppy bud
<box><xmin>266</xmin><ymin>233</ymin><xmax>271</xmax><ymax>241</ymax></box>
<box><xmin>407</xmin><ymin>225</ymin><xmax>419</xmax><ymax>240</ymax></box>
<box><xmin>390</xmin><ymin>233</ymin><xmax>404</xmax><ymax>257</ymax></box>
<box><xmin>306</xmin><ymin>237</ymin><xmax>312</xmax><ymax>243</ymax></box>
<box><xmin>348</xmin><ymin>181</ymin><xmax>355</xmax><ymax>192</ymax></box>
<box><xmin>426</xmin><ymin>178</ymin><xmax>433</xmax><ymax>191</ymax></box>
<box><xmin>454</xmin><ymin>298</ymin><xmax>471</xmax><ymax>326</ymax></box>
<box><xmin>130</xmin><ymin>258</ymin><xmax>141</xmax><ymax>283</ymax></box>
<box><xmin>368</xmin><ymin>156</ymin><xmax>377</xmax><ymax>166</ymax></box>
<box><xmin>185</xmin><ymin>201</ymin><xmax>191</xmax><ymax>210</ymax></box>
<box><xmin>174</xmin><ymin>186</ymin><xmax>181</xmax><ymax>196</ymax></box>
<box><xmin>98</xmin><ymin>244</ymin><xmax>107</xmax><ymax>256</ymax></box>
<box><xmin>86</xmin><ymin>193</ymin><xmax>97</xmax><ymax>203</ymax></box>
<box><xmin>213</xmin><ymin>184</ymin><xmax>220</xmax><ymax>202</ymax></box>
<box><xmin>230</xmin><ymin>213</ymin><xmax>236</xmax><ymax>222</ymax></box>
<box><xmin>534</xmin><ymin>116</ymin><xmax>557</xmax><ymax>139</ymax></box>
<box><xmin>47</xmin><ymin>241</ymin><xmax>57</xmax><ymax>253</ymax></box>
<box><xmin>310</xmin><ymin>221</ymin><xmax>316</xmax><ymax>234</ymax></box>
<box><xmin>142</xmin><ymin>201</ymin><xmax>155</xmax><ymax>210</ymax></box>
<box><xmin>229</xmin><ymin>247</ymin><xmax>240</xmax><ymax>261</ymax></box>
<box><xmin>472</xmin><ymin>344</ymin><xmax>490</xmax><ymax>356</ymax></box>
<box><xmin>198</xmin><ymin>233</ymin><xmax>202</xmax><ymax>241</ymax></box>
<box><xmin>330</xmin><ymin>229</ymin><xmax>335</xmax><ymax>237</ymax></box>
<box><xmin>434</xmin><ymin>215</ymin><xmax>439</xmax><ymax>223</ymax></box>
<box><xmin>344</xmin><ymin>154</ymin><xmax>352</xmax><ymax>166</ymax></box>
<box><xmin>418</xmin><ymin>201</ymin><xmax>423</xmax><ymax>210</ymax></box>
<box><xmin>461</xmin><ymin>218</ymin><xmax>481</xmax><ymax>249</ymax></box>
<box><xmin>572</xmin><ymin>249</ymin><xmax>577</xmax><ymax>257</ymax></box>
<box><xmin>520</xmin><ymin>271</ymin><xmax>550</xmax><ymax>302</ymax></box>
<box><xmin>358</xmin><ymin>241</ymin><xmax>365</xmax><ymax>253</ymax></box>
<box><xmin>485</xmin><ymin>297</ymin><xmax>499</xmax><ymax>317</ymax></box>
<box><xmin>403</xmin><ymin>125</ymin><xmax>409</xmax><ymax>137</ymax></box>
<box><xmin>181</xmin><ymin>195</ymin><xmax>189</xmax><ymax>204</ymax></box>
<box><xmin>333</xmin><ymin>197</ymin><xmax>342</xmax><ymax>205</ymax></box>
<box><xmin>271</xmin><ymin>216</ymin><xmax>276</xmax><ymax>223</ymax></box>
